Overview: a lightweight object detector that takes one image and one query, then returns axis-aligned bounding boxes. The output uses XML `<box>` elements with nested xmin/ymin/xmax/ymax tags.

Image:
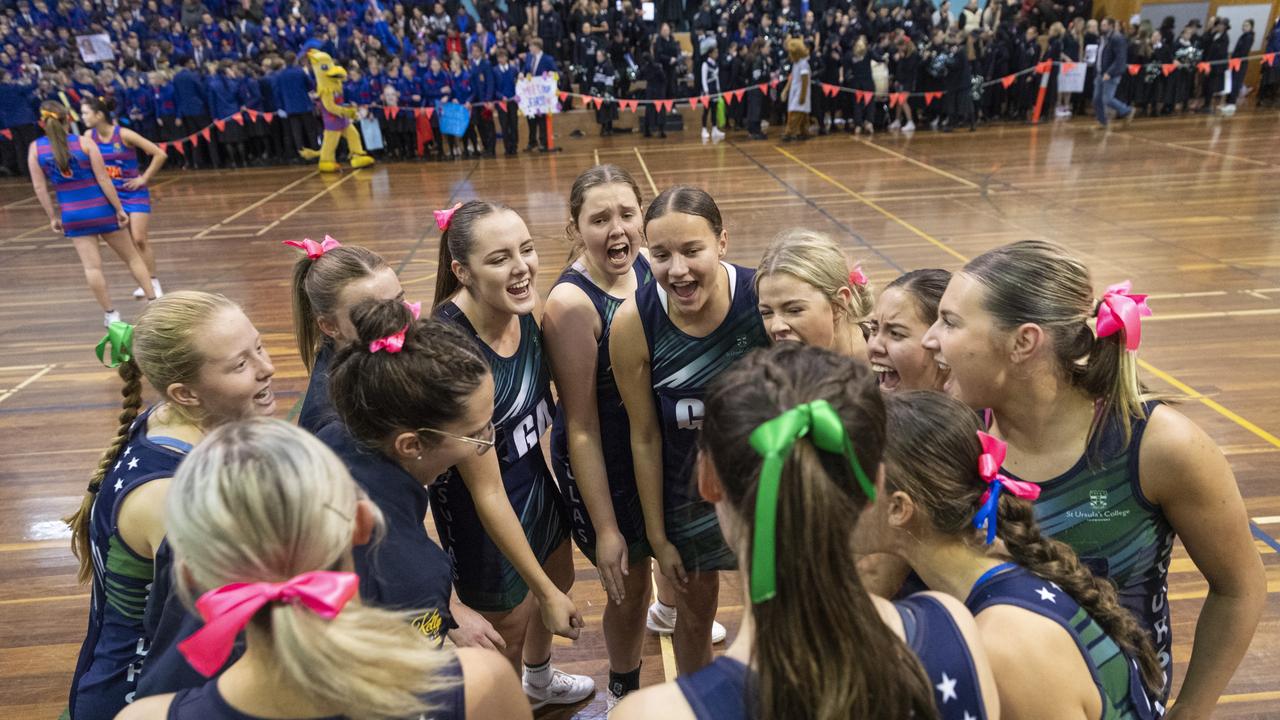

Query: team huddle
<box><xmin>64</xmin><ymin>166</ymin><xmax>1263</xmax><ymax>720</ymax></box>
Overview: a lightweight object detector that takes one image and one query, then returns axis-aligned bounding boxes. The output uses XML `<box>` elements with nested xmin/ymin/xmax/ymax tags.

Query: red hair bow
<box><xmin>973</xmin><ymin>431</ymin><xmax>1042</xmax><ymax>544</ymax></box>
<box><xmin>1095</xmin><ymin>280</ymin><xmax>1152</xmax><ymax>352</ymax></box>
<box><xmin>178</xmin><ymin>571</ymin><xmax>358</xmax><ymax>678</ymax></box>
<box><xmin>282</xmin><ymin>235</ymin><xmax>342</xmax><ymax>260</ymax></box>
<box><xmin>849</xmin><ymin>264</ymin><xmax>869</xmax><ymax>287</ymax></box>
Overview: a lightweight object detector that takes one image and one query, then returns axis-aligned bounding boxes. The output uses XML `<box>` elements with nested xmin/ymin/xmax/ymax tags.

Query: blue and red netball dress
<box><xmin>36</xmin><ymin>135</ymin><xmax>119</xmax><ymax>237</ymax></box>
<box><xmin>89</xmin><ymin>125</ymin><xmax>151</xmax><ymax>214</ymax></box>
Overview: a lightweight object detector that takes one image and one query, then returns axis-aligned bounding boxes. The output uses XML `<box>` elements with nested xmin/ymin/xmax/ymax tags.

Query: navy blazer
<box><xmin>524</xmin><ymin>51</ymin><xmax>558</xmax><ymax>76</ymax></box>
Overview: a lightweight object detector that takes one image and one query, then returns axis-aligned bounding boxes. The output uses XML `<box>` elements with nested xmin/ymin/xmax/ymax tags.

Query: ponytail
<box><xmin>997</xmin><ymin>499</ymin><xmax>1165</xmax><ymax>693</ymax></box>
<box><xmin>1078</xmin><ymin>316</ymin><xmax>1147</xmax><ymax>445</ymax></box>
<box><xmin>39</xmin><ymin>101</ymin><xmax>72</xmax><ymax>175</ymax></box>
<box><xmin>67</xmin><ymin>358</ymin><xmax>144</xmax><ymax>584</ymax></box>
<box><xmin>286</xmin><ymin>244</ymin><xmax>388</xmax><ymax>372</ymax></box>
<box><xmin>703</xmin><ymin>344</ymin><xmax>937</xmax><ymax>720</ymax></box>
<box><xmin>430</xmin><ymin>199</ymin><xmax>509</xmax><ymax>310</ymax></box>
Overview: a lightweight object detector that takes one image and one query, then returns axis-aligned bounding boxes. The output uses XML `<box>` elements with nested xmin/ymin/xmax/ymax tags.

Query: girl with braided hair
<box><xmin>65</xmin><ymin>291</ymin><xmax>276</xmax><ymax>720</ymax></box>
<box><xmin>857</xmin><ymin>389</ymin><xmax>1164</xmax><ymax>719</ymax></box>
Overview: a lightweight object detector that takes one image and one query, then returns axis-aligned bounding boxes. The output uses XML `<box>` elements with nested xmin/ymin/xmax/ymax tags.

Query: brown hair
<box><xmin>756</xmin><ymin>228</ymin><xmax>874</xmax><ymax>323</ymax></box>
<box><xmin>82</xmin><ymin>94</ymin><xmax>117</xmax><ymax>120</ymax></box>
<box><xmin>328</xmin><ymin>298</ymin><xmax>489</xmax><ymax>449</ymax></box>
<box><xmin>39</xmin><ymin>100</ymin><xmax>73</xmax><ymax>175</ymax></box>
<box><xmin>290</xmin><ymin>245</ymin><xmax>389</xmax><ymax>372</ymax></box>
<box><xmin>67</xmin><ymin>291</ymin><xmax>240</xmax><ymax>583</ymax></box>
<box><xmin>430</xmin><ymin>200</ymin><xmax>511</xmax><ymax>309</ymax></box>
<box><xmin>882</xmin><ymin>390</ymin><xmax>1164</xmax><ymax>693</ymax></box>
<box><xmin>643</xmin><ymin>185</ymin><xmax>723</xmax><ymax>236</ymax></box>
<box><xmin>565</xmin><ymin>164</ymin><xmax>643</xmax><ymax>265</ymax></box>
<box><xmin>962</xmin><ymin>240</ymin><xmax>1147</xmax><ymax>443</ymax></box>
<box><xmin>700</xmin><ymin>344</ymin><xmax>937</xmax><ymax>720</ymax></box>
<box><xmin>885</xmin><ymin>268</ymin><xmax>951</xmax><ymax>326</ymax></box>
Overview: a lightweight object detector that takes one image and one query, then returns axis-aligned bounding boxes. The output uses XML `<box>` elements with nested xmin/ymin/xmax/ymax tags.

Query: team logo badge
<box><xmin>1089</xmin><ymin>489</ymin><xmax>1108</xmax><ymax>510</ymax></box>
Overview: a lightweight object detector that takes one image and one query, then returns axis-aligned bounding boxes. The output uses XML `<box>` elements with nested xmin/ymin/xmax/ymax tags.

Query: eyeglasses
<box><xmin>417</xmin><ymin>421</ymin><xmax>496</xmax><ymax>455</ymax></box>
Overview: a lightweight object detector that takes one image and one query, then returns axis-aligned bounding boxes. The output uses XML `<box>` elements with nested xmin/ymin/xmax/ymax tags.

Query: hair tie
<box><xmin>849</xmin><ymin>264</ymin><xmax>868</xmax><ymax>287</ymax></box>
<box><xmin>282</xmin><ymin>234</ymin><xmax>342</xmax><ymax>260</ymax></box>
<box><xmin>95</xmin><ymin>321</ymin><xmax>135</xmax><ymax>368</ymax></box>
<box><xmin>40</xmin><ymin>108</ymin><xmax>61</xmax><ymax>122</ymax></box>
<box><xmin>178</xmin><ymin>571</ymin><xmax>359</xmax><ymax>677</ymax></box>
<box><xmin>972</xmin><ymin>431</ymin><xmax>1042</xmax><ymax>545</ymax></box>
<box><xmin>404</xmin><ymin>300</ymin><xmax>421</xmax><ymax>319</ymax></box>
<box><xmin>434</xmin><ymin>202</ymin><xmax>462</xmax><ymax>231</ymax></box>
<box><xmin>748</xmin><ymin>399</ymin><xmax>875</xmax><ymax>604</ymax></box>
<box><xmin>1095</xmin><ymin>280</ymin><xmax>1151</xmax><ymax>351</ymax></box>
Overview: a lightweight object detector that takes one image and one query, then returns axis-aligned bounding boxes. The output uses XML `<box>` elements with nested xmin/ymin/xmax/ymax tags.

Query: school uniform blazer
<box><xmin>524</xmin><ymin>52</ymin><xmax>558</xmax><ymax>76</ymax></box>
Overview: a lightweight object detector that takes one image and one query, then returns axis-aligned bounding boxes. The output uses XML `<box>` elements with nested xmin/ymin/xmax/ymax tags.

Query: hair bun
<box><xmin>349</xmin><ymin>298</ymin><xmax>415</xmax><ymax>349</ymax></box>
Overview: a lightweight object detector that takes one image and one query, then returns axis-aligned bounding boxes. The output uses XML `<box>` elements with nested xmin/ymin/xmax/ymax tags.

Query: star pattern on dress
<box><xmin>127</xmin><ymin>456</ymin><xmax>140</xmax><ymax>471</ymax></box>
<box><xmin>114</xmin><ymin>460</ymin><xmax>122</xmax><ymax>471</ymax></box>
<box><xmin>1036</xmin><ymin>586</ymin><xmax>1057</xmax><ymax>603</ymax></box>
<box><xmin>936</xmin><ymin>672</ymin><xmax>958</xmax><ymax>703</ymax></box>
<box><xmin>114</xmin><ymin>479</ymin><xmax>123</xmax><ymax>492</ymax></box>
<box><xmin>123</xmin><ymin>446</ymin><xmax>132</xmax><ymax>457</ymax></box>
<box><xmin>963</xmin><ymin>712</ymin><xmax>977</xmax><ymax>720</ymax></box>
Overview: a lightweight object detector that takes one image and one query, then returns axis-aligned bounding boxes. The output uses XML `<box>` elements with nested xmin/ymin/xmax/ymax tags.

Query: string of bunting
<box><xmin>11</xmin><ymin>51</ymin><xmax>1266</xmax><ymax>146</ymax></box>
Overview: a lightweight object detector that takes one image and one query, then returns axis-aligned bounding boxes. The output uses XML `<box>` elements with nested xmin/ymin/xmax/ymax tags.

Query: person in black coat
<box><xmin>590</xmin><ymin>48</ymin><xmax>619</xmax><ymax>135</ymax></box>
<box><xmin>1200</xmin><ymin>19</ymin><xmax>1230</xmax><ymax>112</ymax></box>
<box><xmin>1225</xmin><ymin>20</ymin><xmax>1254</xmax><ymax>108</ymax></box>
<box><xmin>1092</xmin><ymin>17</ymin><xmax>1133</xmax><ymax>126</ymax></box>
<box><xmin>639</xmin><ymin>52</ymin><xmax>668</xmax><ymax>138</ymax></box>
<box><xmin>652</xmin><ymin>22</ymin><xmax>681</xmax><ymax>101</ymax></box>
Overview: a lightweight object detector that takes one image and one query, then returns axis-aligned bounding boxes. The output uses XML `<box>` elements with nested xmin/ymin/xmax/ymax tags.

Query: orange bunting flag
<box><xmin>1265</xmin><ymin>53</ymin><xmax>1276</xmax><ymax>67</ymax></box>
<box><xmin>0</xmin><ymin>128</ymin><xmax>11</xmax><ymax>140</ymax></box>
<box><xmin>1035</xmin><ymin>60</ymin><xmax>1053</xmax><ymax>74</ymax></box>
<box><xmin>757</xmin><ymin>82</ymin><xmax>769</xmax><ymax>94</ymax></box>
<box><xmin>172</xmin><ymin>141</ymin><xmax>185</xmax><ymax>155</ymax></box>
<box><xmin>924</xmin><ymin>91</ymin><xmax>942</xmax><ymax>106</ymax></box>
<box><xmin>660</xmin><ymin>99</ymin><xmax>675</xmax><ymax>113</ymax></box>
<box><xmin>620</xmin><ymin>99</ymin><xmax>638</xmax><ymax>112</ymax></box>
<box><xmin>822</xmin><ymin>83</ymin><xmax>839</xmax><ymax>97</ymax></box>
<box><xmin>893</xmin><ymin>92</ymin><xmax>910</xmax><ymax>108</ymax></box>
<box><xmin>1128</xmin><ymin>64</ymin><xmax>1140</xmax><ymax>76</ymax></box>
<box><xmin>200</xmin><ymin>127</ymin><xmax>212</xmax><ymax>141</ymax></box>
<box><xmin>246</xmin><ymin>109</ymin><xmax>258</xmax><ymax>121</ymax></box>
<box><xmin>731</xmin><ymin>88</ymin><xmax>746</xmax><ymax>103</ymax></box>
<box><xmin>386</xmin><ymin>106</ymin><xmax>399</xmax><ymax>119</ymax></box>
<box><xmin>263</xmin><ymin>112</ymin><xmax>274</xmax><ymax>122</ymax></box>
<box><xmin>233</xmin><ymin>113</ymin><xmax>245</xmax><ymax>125</ymax></box>
<box><xmin>498</xmin><ymin>100</ymin><xmax>508</xmax><ymax>112</ymax></box>
<box><xmin>1061</xmin><ymin>62</ymin><xmax>1077</xmax><ymax>73</ymax></box>
<box><xmin>157</xmin><ymin>142</ymin><xmax>166</xmax><ymax>152</ymax></box>
<box><xmin>1000</xmin><ymin>75</ymin><xmax>1017</xmax><ymax>89</ymax></box>
<box><xmin>1228</xmin><ymin>57</ymin><xmax>1242</xmax><ymax>72</ymax></box>
<box><xmin>1196</xmin><ymin>62</ymin><xmax>1210</xmax><ymax>74</ymax></box>
<box><xmin>214</xmin><ymin>119</ymin><xmax>227</xmax><ymax>132</ymax></box>
<box><xmin>557</xmin><ymin>91</ymin><xmax>569</xmax><ymax>102</ymax></box>
<box><xmin>425</xmin><ymin>107</ymin><xmax>435</xmax><ymax>120</ymax></box>
<box><xmin>857</xmin><ymin>89</ymin><xmax>874</xmax><ymax>105</ymax></box>
<box><xmin>770</xmin><ymin>78</ymin><xmax>780</xmax><ymax>88</ymax></box>
<box><xmin>592</xmin><ymin>96</ymin><xmax>604</xmax><ymax>109</ymax></box>
<box><xmin>697</xmin><ymin>94</ymin><xmax>710</xmax><ymax>108</ymax></box>
<box><xmin>1161</xmin><ymin>63</ymin><xmax>1177</xmax><ymax>76</ymax></box>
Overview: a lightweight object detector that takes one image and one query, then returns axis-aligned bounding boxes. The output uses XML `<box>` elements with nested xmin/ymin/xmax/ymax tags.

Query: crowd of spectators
<box><xmin>2</xmin><ymin>0</ymin><xmax>1278</xmax><ymax>174</ymax></box>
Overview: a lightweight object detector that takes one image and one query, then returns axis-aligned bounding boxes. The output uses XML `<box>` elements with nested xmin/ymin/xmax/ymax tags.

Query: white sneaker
<box><xmin>646</xmin><ymin>602</ymin><xmax>727</xmax><ymax>644</ymax></box>
<box><xmin>523</xmin><ymin>667</ymin><xmax>595</xmax><ymax>710</ymax></box>
<box><xmin>104</xmin><ymin>309</ymin><xmax>122</xmax><ymax>328</ymax></box>
<box><xmin>133</xmin><ymin>286</ymin><xmax>146</xmax><ymax>299</ymax></box>
<box><xmin>889</xmin><ymin>119</ymin><xmax>901</xmax><ymax>131</ymax></box>
<box><xmin>902</xmin><ymin>121</ymin><xmax>916</xmax><ymax>133</ymax></box>
<box><xmin>710</xmin><ymin>127</ymin><xmax>725</xmax><ymax>142</ymax></box>
<box><xmin>701</xmin><ymin>127</ymin><xmax>711</xmax><ymax>142</ymax></box>
<box><xmin>133</xmin><ymin>278</ymin><xmax>163</xmax><ymax>299</ymax></box>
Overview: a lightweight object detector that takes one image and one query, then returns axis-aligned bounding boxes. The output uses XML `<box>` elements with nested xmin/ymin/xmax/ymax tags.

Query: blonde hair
<box><xmin>67</xmin><ymin>291</ymin><xmax>239</xmax><ymax>583</ymax></box>
<box><xmin>166</xmin><ymin>418</ymin><xmax>458</xmax><ymax>720</ymax></box>
<box><xmin>757</xmin><ymin>228</ymin><xmax>875</xmax><ymax>322</ymax></box>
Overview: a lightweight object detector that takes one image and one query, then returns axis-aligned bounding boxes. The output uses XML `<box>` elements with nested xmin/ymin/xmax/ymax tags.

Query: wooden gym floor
<box><xmin>1</xmin><ymin>111</ymin><xmax>1279</xmax><ymax>719</ymax></box>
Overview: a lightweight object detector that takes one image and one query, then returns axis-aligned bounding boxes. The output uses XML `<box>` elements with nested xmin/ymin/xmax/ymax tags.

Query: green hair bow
<box><xmin>747</xmin><ymin>399</ymin><xmax>876</xmax><ymax>604</ymax></box>
<box><xmin>96</xmin><ymin>321</ymin><xmax>135</xmax><ymax>368</ymax></box>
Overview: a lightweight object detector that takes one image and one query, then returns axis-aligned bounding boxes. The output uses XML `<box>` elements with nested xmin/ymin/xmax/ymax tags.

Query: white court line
<box><xmin>1252</xmin><ymin>516</ymin><xmax>1280</xmax><ymax>525</ymax></box>
<box><xmin>194</xmin><ymin>170</ymin><xmax>320</xmax><ymax>239</ymax></box>
<box><xmin>633</xmin><ymin>147</ymin><xmax>659</xmax><ymax>195</ymax></box>
<box><xmin>256</xmin><ymin>171</ymin><xmax>360</xmax><ymax>237</ymax></box>
<box><xmin>0</xmin><ymin>364</ymin><xmax>55</xmax><ymax>404</ymax></box>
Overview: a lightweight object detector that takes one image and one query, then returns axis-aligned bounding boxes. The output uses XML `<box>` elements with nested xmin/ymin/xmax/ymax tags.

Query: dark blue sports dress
<box><xmin>894</xmin><ymin>593</ymin><xmax>989</xmax><ymax>720</ymax></box>
<box><xmin>549</xmin><ymin>254</ymin><xmax>652</xmax><ymax>565</ymax></box>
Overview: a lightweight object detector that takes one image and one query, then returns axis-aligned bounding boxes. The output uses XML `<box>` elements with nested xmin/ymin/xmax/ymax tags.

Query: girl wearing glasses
<box><xmin>755</xmin><ymin>228</ymin><xmax>875</xmax><ymax>363</ymax></box>
<box><xmin>432</xmin><ymin>201</ymin><xmax>594</xmax><ymax>709</ymax></box>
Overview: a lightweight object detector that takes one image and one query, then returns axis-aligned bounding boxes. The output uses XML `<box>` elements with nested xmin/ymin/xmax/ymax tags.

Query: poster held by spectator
<box><xmin>516</xmin><ymin>73</ymin><xmax>561</xmax><ymax>116</ymax></box>
<box><xmin>76</xmin><ymin>34</ymin><xmax>115</xmax><ymax>63</ymax></box>
<box><xmin>1060</xmin><ymin>62</ymin><xmax>1086</xmax><ymax>93</ymax></box>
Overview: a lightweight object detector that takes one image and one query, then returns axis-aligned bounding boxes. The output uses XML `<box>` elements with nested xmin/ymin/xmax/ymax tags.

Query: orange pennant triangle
<box><xmin>1000</xmin><ymin>75</ymin><xmax>1017</xmax><ymax>89</ymax></box>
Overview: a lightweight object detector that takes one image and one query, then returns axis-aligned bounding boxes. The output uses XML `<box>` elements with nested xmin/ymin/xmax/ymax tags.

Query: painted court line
<box><xmin>1126</xmin><ymin>134</ymin><xmax>1271</xmax><ymax>168</ymax></box>
<box><xmin>856</xmin><ymin>139</ymin><xmax>980</xmax><ymax>189</ymax></box>
<box><xmin>633</xmin><ymin>147</ymin><xmax>659</xmax><ymax>195</ymax></box>
<box><xmin>256</xmin><ymin>170</ymin><xmax>361</xmax><ymax>236</ymax></box>
<box><xmin>0</xmin><ymin>364</ymin><xmax>55</xmax><ymax>404</ymax></box>
<box><xmin>195</xmin><ymin>170</ymin><xmax>319</xmax><ymax>239</ymax></box>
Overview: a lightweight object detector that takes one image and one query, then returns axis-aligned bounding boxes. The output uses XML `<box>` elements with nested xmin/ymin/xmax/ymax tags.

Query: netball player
<box><xmin>81</xmin><ymin>95</ymin><xmax>168</xmax><ymax>301</ymax></box>
<box><xmin>116</xmin><ymin>418</ymin><xmax>529</xmax><ymax>720</ymax></box>
<box><xmin>867</xmin><ymin>269</ymin><xmax>951</xmax><ymax>392</ymax></box>
<box><xmin>923</xmin><ymin>240</ymin><xmax>1265</xmax><ymax>713</ymax></box>
<box><xmin>28</xmin><ymin>101</ymin><xmax>155</xmax><ymax>326</ymax></box>
<box><xmin>858</xmin><ymin>390</ymin><xmax>1163</xmax><ymax>719</ymax></box>
<box><xmin>615</xmin><ymin>343</ymin><xmax>996</xmax><ymax>720</ymax></box>
<box><xmin>610</xmin><ymin>186</ymin><xmax>769</xmax><ymax>672</ymax></box>
<box><xmin>65</xmin><ymin>292</ymin><xmax>276</xmax><ymax>720</ymax></box>
<box><xmin>432</xmin><ymin>201</ymin><xmax>594</xmax><ymax>708</ymax></box>
<box><xmin>755</xmin><ymin>228</ymin><xmax>874</xmax><ymax>361</ymax></box>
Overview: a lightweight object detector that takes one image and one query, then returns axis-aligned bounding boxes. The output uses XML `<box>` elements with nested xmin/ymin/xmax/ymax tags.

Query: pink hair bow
<box><xmin>434</xmin><ymin>202</ymin><xmax>463</xmax><ymax>231</ymax></box>
<box><xmin>282</xmin><ymin>235</ymin><xmax>342</xmax><ymax>260</ymax></box>
<box><xmin>972</xmin><ymin>431</ymin><xmax>1042</xmax><ymax>544</ymax></box>
<box><xmin>405</xmin><ymin>300</ymin><xmax>421</xmax><ymax>320</ymax></box>
<box><xmin>178</xmin><ymin>571</ymin><xmax>358</xmax><ymax>677</ymax></box>
<box><xmin>849</xmin><ymin>264</ymin><xmax>869</xmax><ymax>287</ymax></box>
<box><xmin>1095</xmin><ymin>280</ymin><xmax>1152</xmax><ymax>352</ymax></box>
<box><xmin>369</xmin><ymin>327</ymin><xmax>408</xmax><ymax>354</ymax></box>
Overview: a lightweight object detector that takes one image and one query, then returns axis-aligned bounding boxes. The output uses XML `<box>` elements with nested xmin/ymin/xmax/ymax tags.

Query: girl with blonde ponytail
<box><xmin>28</xmin><ymin>100</ymin><xmax>156</xmax><ymax>327</ymax></box>
<box><xmin>66</xmin><ymin>291</ymin><xmax>277</xmax><ymax>720</ymax></box>
<box><xmin>858</xmin><ymin>390</ymin><xmax>1164</xmax><ymax>719</ymax></box>
<box><xmin>116</xmin><ymin>418</ymin><xmax>529</xmax><ymax>720</ymax></box>
<box><xmin>921</xmin><ymin>239</ymin><xmax>1265</xmax><ymax>713</ymax></box>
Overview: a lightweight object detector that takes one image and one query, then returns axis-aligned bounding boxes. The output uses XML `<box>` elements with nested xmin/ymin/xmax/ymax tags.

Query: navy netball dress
<box><xmin>432</xmin><ymin>303</ymin><xmax>568</xmax><ymax>612</ymax></box>
<box><xmin>549</xmin><ymin>254</ymin><xmax>652</xmax><ymax>565</ymax></box>
<box><xmin>89</xmin><ymin>125</ymin><xmax>151</xmax><ymax>214</ymax></box>
<box><xmin>634</xmin><ymin>262</ymin><xmax>768</xmax><ymax>571</ymax></box>
<box><xmin>68</xmin><ymin>406</ymin><xmax>191</xmax><ymax>720</ymax></box>
<box><xmin>894</xmin><ymin>593</ymin><xmax>989</xmax><ymax>720</ymax></box>
<box><xmin>36</xmin><ymin>135</ymin><xmax>119</xmax><ymax>237</ymax></box>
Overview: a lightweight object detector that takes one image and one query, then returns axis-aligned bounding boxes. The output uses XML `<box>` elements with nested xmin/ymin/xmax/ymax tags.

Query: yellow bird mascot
<box><xmin>301</xmin><ymin>47</ymin><xmax>375</xmax><ymax>172</ymax></box>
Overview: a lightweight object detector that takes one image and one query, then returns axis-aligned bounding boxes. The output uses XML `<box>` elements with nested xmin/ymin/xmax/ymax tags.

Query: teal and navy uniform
<box><xmin>89</xmin><ymin>125</ymin><xmax>151</xmax><ymax>214</ymax></box>
<box><xmin>635</xmin><ymin>262</ymin><xmax>768</xmax><ymax>571</ymax></box>
<box><xmin>966</xmin><ymin>563</ymin><xmax>1158</xmax><ymax>719</ymax></box>
<box><xmin>549</xmin><ymin>254</ymin><xmax>652</xmax><ymax>565</ymax></box>
<box><xmin>894</xmin><ymin>594</ymin><xmax>988</xmax><ymax>720</ymax></box>
<box><xmin>298</xmin><ymin>338</ymin><xmax>338</xmax><ymax>435</ymax></box>
<box><xmin>165</xmin><ymin>656</ymin><xmax>466</xmax><ymax>719</ymax></box>
<box><xmin>999</xmin><ymin>401</ymin><xmax>1175</xmax><ymax>699</ymax></box>
<box><xmin>432</xmin><ymin>303</ymin><xmax>568</xmax><ymax>612</ymax></box>
<box><xmin>68</xmin><ymin>406</ymin><xmax>191</xmax><ymax>720</ymax></box>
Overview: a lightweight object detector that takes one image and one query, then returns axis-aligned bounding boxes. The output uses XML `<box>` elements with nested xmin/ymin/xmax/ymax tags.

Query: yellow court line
<box><xmin>633</xmin><ymin>147</ymin><xmax>659</xmax><ymax>196</ymax></box>
<box><xmin>195</xmin><ymin>170</ymin><xmax>320</xmax><ymax>239</ymax></box>
<box><xmin>1168</xmin><ymin>578</ymin><xmax>1280</xmax><ymax>601</ymax></box>
<box><xmin>774</xmin><ymin>146</ymin><xmax>969</xmax><ymax>263</ymax></box>
<box><xmin>0</xmin><ymin>593</ymin><xmax>89</xmax><ymax>606</ymax></box>
<box><xmin>593</xmin><ymin>148</ymin><xmax>601</xmax><ymax>166</ymax></box>
<box><xmin>401</xmin><ymin>271</ymin><xmax>438</xmax><ymax>286</ymax></box>
<box><xmin>0</xmin><ymin>364</ymin><xmax>55</xmax><ymax>404</ymax></box>
<box><xmin>1137</xmin><ymin>359</ymin><xmax>1280</xmax><ymax>450</ymax></box>
<box><xmin>856</xmin><ymin>139</ymin><xmax>979</xmax><ymax>189</ymax></box>
<box><xmin>1217</xmin><ymin>691</ymin><xmax>1280</xmax><ymax>705</ymax></box>
<box><xmin>1146</xmin><ymin>308</ymin><xmax>1280</xmax><ymax>322</ymax></box>
<box><xmin>256</xmin><ymin>170</ymin><xmax>361</xmax><ymax>236</ymax></box>
<box><xmin>0</xmin><ymin>540</ymin><xmax>66</xmax><ymax>553</ymax></box>
<box><xmin>650</xmin><ymin>566</ymin><xmax>677</xmax><ymax>682</ymax></box>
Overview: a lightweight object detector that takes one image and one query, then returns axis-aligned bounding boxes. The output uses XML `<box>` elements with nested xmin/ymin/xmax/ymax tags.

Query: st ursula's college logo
<box><xmin>1089</xmin><ymin>490</ymin><xmax>1109</xmax><ymax>510</ymax></box>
